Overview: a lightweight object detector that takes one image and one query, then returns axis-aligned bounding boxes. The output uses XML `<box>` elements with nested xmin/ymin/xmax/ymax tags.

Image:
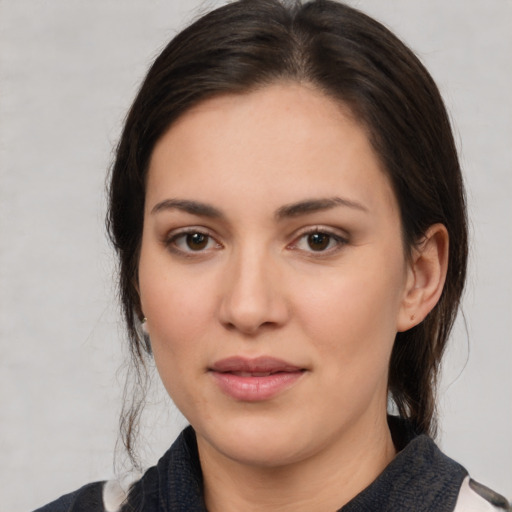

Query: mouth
<box><xmin>226</xmin><ymin>371</ymin><xmax>293</xmax><ymax>377</ymax></box>
<box><xmin>208</xmin><ymin>356</ymin><xmax>306</xmax><ymax>401</ymax></box>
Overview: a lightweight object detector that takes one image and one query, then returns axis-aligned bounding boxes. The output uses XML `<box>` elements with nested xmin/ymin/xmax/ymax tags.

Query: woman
<box><xmin>35</xmin><ymin>0</ymin><xmax>510</xmax><ymax>510</ymax></box>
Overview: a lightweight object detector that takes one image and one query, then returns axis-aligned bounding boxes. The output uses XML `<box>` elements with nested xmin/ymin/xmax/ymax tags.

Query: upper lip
<box><xmin>209</xmin><ymin>356</ymin><xmax>304</xmax><ymax>374</ymax></box>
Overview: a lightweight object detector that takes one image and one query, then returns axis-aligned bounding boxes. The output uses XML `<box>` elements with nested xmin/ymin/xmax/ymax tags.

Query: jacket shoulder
<box><xmin>454</xmin><ymin>476</ymin><xmax>511</xmax><ymax>512</ymax></box>
<box><xmin>33</xmin><ymin>481</ymin><xmax>106</xmax><ymax>512</ymax></box>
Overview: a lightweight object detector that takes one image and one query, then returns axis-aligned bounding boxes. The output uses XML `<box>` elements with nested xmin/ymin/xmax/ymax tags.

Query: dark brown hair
<box><xmin>107</xmin><ymin>0</ymin><xmax>467</xmax><ymax>464</ymax></box>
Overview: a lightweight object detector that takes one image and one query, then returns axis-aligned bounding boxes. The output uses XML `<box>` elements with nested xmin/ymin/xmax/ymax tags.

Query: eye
<box><xmin>290</xmin><ymin>229</ymin><xmax>348</xmax><ymax>253</ymax></box>
<box><xmin>305</xmin><ymin>232</ymin><xmax>332</xmax><ymax>251</ymax></box>
<box><xmin>167</xmin><ymin>230</ymin><xmax>221</xmax><ymax>254</ymax></box>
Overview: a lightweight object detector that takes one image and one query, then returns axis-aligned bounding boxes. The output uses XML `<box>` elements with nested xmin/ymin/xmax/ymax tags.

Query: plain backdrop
<box><xmin>0</xmin><ymin>1</ymin><xmax>511</xmax><ymax>510</ymax></box>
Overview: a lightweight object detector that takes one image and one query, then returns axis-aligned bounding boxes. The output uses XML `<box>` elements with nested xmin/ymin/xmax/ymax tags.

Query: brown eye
<box><xmin>168</xmin><ymin>230</ymin><xmax>219</xmax><ymax>254</ymax></box>
<box><xmin>186</xmin><ymin>232</ymin><xmax>209</xmax><ymax>250</ymax></box>
<box><xmin>307</xmin><ymin>232</ymin><xmax>331</xmax><ymax>251</ymax></box>
<box><xmin>290</xmin><ymin>229</ymin><xmax>347</xmax><ymax>254</ymax></box>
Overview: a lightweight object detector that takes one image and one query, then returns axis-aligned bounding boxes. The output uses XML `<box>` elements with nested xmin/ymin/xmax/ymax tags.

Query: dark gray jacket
<box><xmin>34</xmin><ymin>421</ymin><xmax>511</xmax><ymax>512</ymax></box>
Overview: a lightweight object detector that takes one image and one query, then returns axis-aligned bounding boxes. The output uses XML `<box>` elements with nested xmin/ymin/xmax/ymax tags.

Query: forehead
<box><xmin>146</xmin><ymin>83</ymin><xmax>398</xmax><ymax>217</ymax></box>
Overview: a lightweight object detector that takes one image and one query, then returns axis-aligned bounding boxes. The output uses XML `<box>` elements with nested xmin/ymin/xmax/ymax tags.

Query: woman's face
<box><xmin>138</xmin><ymin>83</ymin><xmax>412</xmax><ymax>468</ymax></box>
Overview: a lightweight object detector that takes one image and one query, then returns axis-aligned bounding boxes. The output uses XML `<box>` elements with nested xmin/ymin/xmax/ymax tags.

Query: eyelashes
<box><xmin>164</xmin><ymin>226</ymin><xmax>348</xmax><ymax>258</ymax></box>
<box><xmin>165</xmin><ymin>228</ymin><xmax>222</xmax><ymax>256</ymax></box>
<box><xmin>287</xmin><ymin>228</ymin><xmax>348</xmax><ymax>254</ymax></box>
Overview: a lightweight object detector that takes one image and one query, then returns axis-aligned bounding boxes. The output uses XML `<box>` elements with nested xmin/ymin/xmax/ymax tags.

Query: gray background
<box><xmin>0</xmin><ymin>1</ymin><xmax>510</xmax><ymax>510</ymax></box>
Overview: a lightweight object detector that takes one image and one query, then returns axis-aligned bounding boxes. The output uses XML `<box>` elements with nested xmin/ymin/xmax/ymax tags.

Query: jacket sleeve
<box><xmin>33</xmin><ymin>482</ymin><xmax>106</xmax><ymax>512</ymax></box>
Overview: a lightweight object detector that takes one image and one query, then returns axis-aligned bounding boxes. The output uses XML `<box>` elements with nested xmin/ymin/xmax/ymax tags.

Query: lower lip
<box><xmin>210</xmin><ymin>371</ymin><xmax>305</xmax><ymax>401</ymax></box>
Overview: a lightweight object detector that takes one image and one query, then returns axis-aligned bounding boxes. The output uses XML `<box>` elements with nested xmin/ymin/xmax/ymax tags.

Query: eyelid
<box><xmin>164</xmin><ymin>226</ymin><xmax>223</xmax><ymax>256</ymax></box>
<box><xmin>287</xmin><ymin>225</ymin><xmax>349</xmax><ymax>254</ymax></box>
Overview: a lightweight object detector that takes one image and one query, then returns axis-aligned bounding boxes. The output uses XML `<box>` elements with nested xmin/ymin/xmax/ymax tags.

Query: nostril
<box><xmin>223</xmin><ymin>322</ymin><xmax>237</xmax><ymax>332</ymax></box>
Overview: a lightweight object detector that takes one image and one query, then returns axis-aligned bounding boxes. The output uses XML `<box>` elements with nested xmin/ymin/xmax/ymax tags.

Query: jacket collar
<box><xmin>156</xmin><ymin>419</ymin><xmax>467</xmax><ymax>511</ymax></box>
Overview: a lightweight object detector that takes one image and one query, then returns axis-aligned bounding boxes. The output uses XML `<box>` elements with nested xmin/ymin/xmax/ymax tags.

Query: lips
<box><xmin>209</xmin><ymin>356</ymin><xmax>306</xmax><ymax>401</ymax></box>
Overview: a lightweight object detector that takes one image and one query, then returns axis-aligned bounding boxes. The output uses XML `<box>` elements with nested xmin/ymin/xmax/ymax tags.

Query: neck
<box><xmin>198</xmin><ymin>415</ymin><xmax>396</xmax><ymax>512</ymax></box>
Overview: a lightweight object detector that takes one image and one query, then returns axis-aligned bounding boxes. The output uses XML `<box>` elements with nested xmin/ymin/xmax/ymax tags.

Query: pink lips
<box><xmin>209</xmin><ymin>356</ymin><xmax>305</xmax><ymax>401</ymax></box>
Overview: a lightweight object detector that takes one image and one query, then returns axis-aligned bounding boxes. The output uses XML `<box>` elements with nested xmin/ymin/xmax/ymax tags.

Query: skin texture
<box><xmin>138</xmin><ymin>83</ymin><xmax>448</xmax><ymax>511</ymax></box>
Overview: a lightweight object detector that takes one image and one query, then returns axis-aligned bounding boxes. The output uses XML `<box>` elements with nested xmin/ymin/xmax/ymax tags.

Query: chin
<box><xmin>196</xmin><ymin>414</ymin><xmax>319</xmax><ymax>469</ymax></box>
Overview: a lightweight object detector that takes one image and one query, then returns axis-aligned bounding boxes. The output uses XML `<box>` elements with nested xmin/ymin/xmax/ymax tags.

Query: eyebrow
<box><xmin>275</xmin><ymin>197</ymin><xmax>368</xmax><ymax>219</ymax></box>
<box><xmin>151</xmin><ymin>199</ymin><xmax>224</xmax><ymax>218</ymax></box>
<box><xmin>150</xmin><ymin>196</ymin><xmax>368</xmax><ymax>220</ymax></box>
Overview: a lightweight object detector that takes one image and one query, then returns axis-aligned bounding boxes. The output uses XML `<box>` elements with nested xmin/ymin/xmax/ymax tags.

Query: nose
<box><xmin>218</xmin><ymin>246</ymin><xmax>290</xmax><ymax>335</ymax></box>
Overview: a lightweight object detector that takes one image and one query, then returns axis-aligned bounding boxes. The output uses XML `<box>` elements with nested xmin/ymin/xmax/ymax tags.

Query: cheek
<box><xmin>293</xmin><ymin>256</ymin><xmax>405</xmax><ymax>363</ymax></box>
<box><xmin>139</xmin><ymin>240</ymin><xmax>212</xmax><ymax>327</ymax></box>
<box><xmin>139</xmin><ymin>270</ymin><xmax>210</xmax><ymax>413</ymax></box>
<box><xmin>290</xmin><ymin>266</ymin><xmax>404</xmax><ymax>419</ymax></box>
<box><xmin>137</xmin><ymin>252</ymin><xmax>215</xmax><ymax>378</ymax></box>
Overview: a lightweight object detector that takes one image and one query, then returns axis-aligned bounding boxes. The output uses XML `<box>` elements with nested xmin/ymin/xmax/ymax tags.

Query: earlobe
<box><xmin>397</xmin><ymin>223</ymin><xmax>449</xmax><ymax>332</ymax></box>
<box><xmin>141</xmin><ymin>317</ymin><xmax>149</xmax><ymax>335</ymax></box>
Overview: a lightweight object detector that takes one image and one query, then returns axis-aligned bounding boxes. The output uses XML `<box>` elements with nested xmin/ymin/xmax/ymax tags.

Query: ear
<box><xmin>397</xmin><ymin>223</ymin><xmax>449</xmax><ymax>332</ymax></box>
